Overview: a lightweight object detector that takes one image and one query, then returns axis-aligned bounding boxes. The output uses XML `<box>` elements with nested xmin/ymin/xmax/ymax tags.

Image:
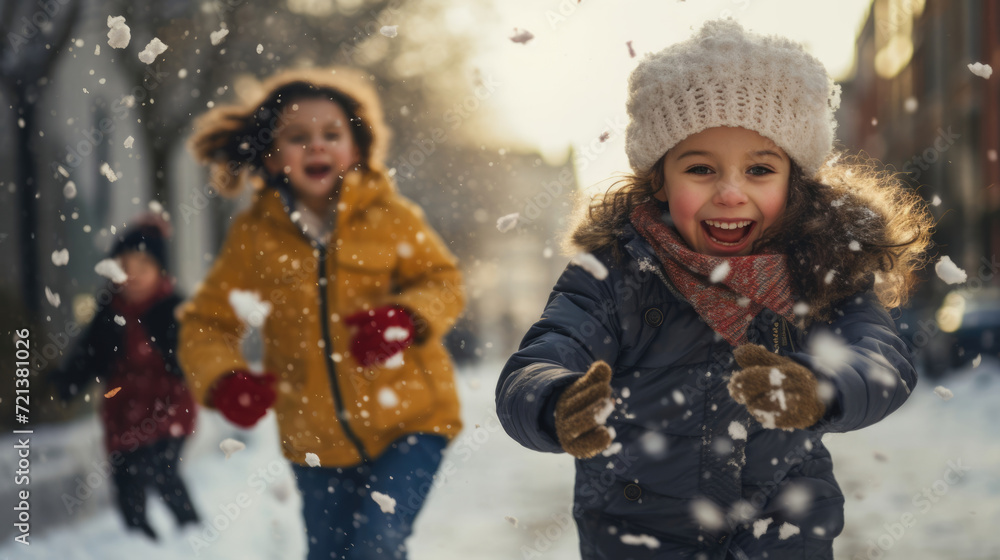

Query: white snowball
<box><xmin>228</xmin><ymin>289</ymin><xmax>272</xmax><ymax>328</ymax></box>
<box><xmin>219</xmin><ymin>438</ymin><xmax>246</xmax><ymax>459</ymax></box>
<box><xmin>383</xmin><ymin>326</ymin><xmax>410</xmax><ymax>342</ymax></box>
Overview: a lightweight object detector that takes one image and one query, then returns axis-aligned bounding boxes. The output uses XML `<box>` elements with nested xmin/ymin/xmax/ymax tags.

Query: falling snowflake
<box><xmin>44</xmin><ymin>287</ymin><xmax>61</xmax><ymax>308</ymax></box>
<box><xmin>710</xmin><ymin>261</ymin><xmax>731</xmax><ymax>283</ymax></box>
<box><xmin>778</xmin><ymin>522</ymin><xmax>800</xmax><ymax>540</ymax></box>
<box><xmin>509</xmin><ymin>28</ymin><xmax>534</xmax><ymax>44</ymax></box>
<box><xmin>95</xmin><ymin>258</ymin><xmax>128</xmax><ymax>283</ymax></box>
<box><xmin>934</xmin><ymin>256</ymin><xmax>967</xmax><ymax>285</ymax></box>
<box><xmin>496</xmin><ymin>213</ymin><xmax>519</xmax><ymax>233</ymax></box>
<box><xmin>100</xmin><ymin>162</ymin><xmax>118</xmax><ymax>182</ymax></box>
<box><xmin>380</xmin><ymin>25</ymin><xmax>398</xmax><ymax>38</ymax></box>
<box><xmin>114</xmin><ymin>315</ymin><xmax>126</xmax><ymax>326</ymax></box>
<box><xmin>968</xmin><ymin>62</ymin><xmax>993</xmax><ymax>79</ymax></box>
<box><xmin>621</xmin><ymin>533</ymin><xmax>660</xmax><ymax>549</ymax></box>
<box><xmin>371</xmin><ymin>491</ymin><xmax>396</xmax><ymax>514</ymax></box>
<box><xmin>210</xmin><ymin>28</ymin><xmax>229</xmax><ymax>46</ymax></box>
<box><xmin>377</xmin><ymin>387</ymin><xmax>399</xmax><ymax>408</ymax></box>
<box><xmin>51</xmin><ymin>249</ymin><xmax>70</xmax><ymax>266</ymax></box>
<box><xmin>728</xmin><ymin>421</ymin><xmax>747</xmax><ymax>441</ymax></box>
<box><xmin>933</xmin><ymin>386</ymin><xmax>954</xmax><ymax>401</ymax></box>
<box><xmin>305</xmin><ymin>453</ymin><xmax>321</xmax><ymax>467</ymax></box>
<box><xmin>107</xmin><ymin>16</ymin><xmax>130</xmax><ymax>49</ymax></box>
<box><xmin>138</xmin><ymin>37</ymin><xmax>168</xmax><ymax>64</ymax></box>
<box><xmin>753</xmin><ymin>518</ymin><xmax>773</xmax><ymax>538</ymax></box>
<box><xmin>691</xmin><ymin>498</ymin><xmax>725</xmax><ymax>530</ymax></box>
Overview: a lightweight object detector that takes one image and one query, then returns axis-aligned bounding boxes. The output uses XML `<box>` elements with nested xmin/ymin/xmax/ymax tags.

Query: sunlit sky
<box><xmin>455</xmin><ymin>0</ymin><xmax>874</xmax><ymax>190</ymax></box>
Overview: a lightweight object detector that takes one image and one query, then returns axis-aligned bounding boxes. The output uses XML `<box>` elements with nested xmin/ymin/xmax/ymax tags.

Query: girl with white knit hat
<box><xmin>498</xmin><ymin>19</ymin><xmax>933</xmax><ymax>559</ymax></box>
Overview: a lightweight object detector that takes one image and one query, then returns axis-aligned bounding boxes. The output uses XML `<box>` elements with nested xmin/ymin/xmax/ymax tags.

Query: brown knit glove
<box><xmin>728</xmin><ymin>345</ymin><xmax>825</xmax><ymax>431</ymax></box>
<box><xmin>555</xmin><ymin>361</ymin><xmax>615</xmax><ymax>459</ymax></box>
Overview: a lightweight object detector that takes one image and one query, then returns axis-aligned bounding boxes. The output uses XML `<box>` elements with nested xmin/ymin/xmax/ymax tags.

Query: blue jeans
<box><xmin>292</xmin><ymin>434</ymin><xmax>448</xmax><ymax>560</ymax></box>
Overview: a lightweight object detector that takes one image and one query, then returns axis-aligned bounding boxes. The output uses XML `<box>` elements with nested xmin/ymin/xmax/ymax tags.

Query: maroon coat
<box><xmin>57</xmin><ymin>279</ymin><xmax>196</xmax><ymax>453</ymax></box>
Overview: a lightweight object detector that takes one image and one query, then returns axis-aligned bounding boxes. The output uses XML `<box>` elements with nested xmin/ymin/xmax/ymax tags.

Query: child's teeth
<box><xmin>705</xmin><ymin>220</ymin><xmax>751</xmax><ymax>229</ymax></box>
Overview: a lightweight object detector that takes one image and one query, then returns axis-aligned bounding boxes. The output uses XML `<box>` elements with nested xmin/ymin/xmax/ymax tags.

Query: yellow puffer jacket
<box><xmin>178</xmin><ymin>170</ymin><xmax>464</xmax><ymax>467</ymax></box>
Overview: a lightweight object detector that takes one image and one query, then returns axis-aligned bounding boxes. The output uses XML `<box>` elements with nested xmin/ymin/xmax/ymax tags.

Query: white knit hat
<box><xmin>625</xmin><ymin>19</ymin><xmax>842</xmax><ymax>177</ymax></box>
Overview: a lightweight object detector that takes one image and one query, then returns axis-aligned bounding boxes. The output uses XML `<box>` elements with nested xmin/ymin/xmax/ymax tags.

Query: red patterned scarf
<box><xmin>630</xmin><ymin>202</ymin><xmax>796</xmax><ymax>346</ymax></box>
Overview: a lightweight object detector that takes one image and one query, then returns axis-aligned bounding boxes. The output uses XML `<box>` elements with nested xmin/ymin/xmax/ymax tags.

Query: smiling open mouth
<box><xmin>701</xmin><ymin>219</ymin><xmax>755</xmax><ymax>246</ymax></box>
<box><xmin>305</xmin><ymin>164</ymin><xmax>332</xmax><ymax>179</ymax></box>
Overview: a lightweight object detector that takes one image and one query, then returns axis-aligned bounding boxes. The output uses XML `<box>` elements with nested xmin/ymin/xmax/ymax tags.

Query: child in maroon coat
<box><xmin>52</xmin><ymin>220</ymin><xmax>199</xmax><ymax>539</ymax></box>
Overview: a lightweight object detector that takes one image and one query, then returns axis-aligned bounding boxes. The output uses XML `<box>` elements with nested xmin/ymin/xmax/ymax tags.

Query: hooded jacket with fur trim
<box><xmin>497</xmin><ymin>220</ymin><xmax>917</xmax><ymax>560</ymax></box>
<box><xmin>179</xmin><ymin>170</ymin><xmax>464</xmax><ymax>467</ymax></box>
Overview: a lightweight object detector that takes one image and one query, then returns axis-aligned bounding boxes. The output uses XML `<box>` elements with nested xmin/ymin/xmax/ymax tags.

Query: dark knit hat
<box><xmin>111</xmin><ymin>221</ymin><xmax>169</xmax><ymax>271</ymax></box>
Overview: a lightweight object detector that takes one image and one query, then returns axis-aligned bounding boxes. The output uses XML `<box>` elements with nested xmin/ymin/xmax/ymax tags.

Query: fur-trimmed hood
<box><xmin>188</xmin><ymin>67</ymin><xmax>391</xmax><ymax>195</ymax></box>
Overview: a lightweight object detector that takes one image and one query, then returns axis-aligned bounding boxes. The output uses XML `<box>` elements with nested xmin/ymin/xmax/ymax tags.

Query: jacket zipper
<box><xmin>317</xmin><ymin>245</ymin><xmax>371</xmax><ymax>463</ymax></box>
<box><xmin>773</xmin><ymin>317</ymin><xmax>797</xmax><ymax>353</ymax></box>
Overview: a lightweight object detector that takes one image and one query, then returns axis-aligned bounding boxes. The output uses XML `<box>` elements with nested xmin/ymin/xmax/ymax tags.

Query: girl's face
<box><xmin>119</xmin><ymin>251</ymin><xmax>162</xmax><ymax>305</ymax></box>
<box><xmin>263</xmin><ymin>98</ymin><xmax>361</xmax><ymax>214</ymax></box>
<box><xmin>655</xmin><ymin>126</ymin><xmax>791</xmax><ymax>257</ymax></box>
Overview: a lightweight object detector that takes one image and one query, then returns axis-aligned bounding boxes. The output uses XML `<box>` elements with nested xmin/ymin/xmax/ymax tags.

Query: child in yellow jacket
<box><xmin>181</xmin><ymin>68</ymin><xmax>464</xmax><ymax>560</ymax></box>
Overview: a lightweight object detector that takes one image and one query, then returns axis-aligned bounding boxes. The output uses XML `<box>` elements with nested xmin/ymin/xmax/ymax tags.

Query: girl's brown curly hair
<box><xmin>188</xmin><ymin>67</ymin><xmax>389</xmax><ymax>195</ymax></box>
<box><xmin>568</xmin><ymin>153</ymin><xmax>934</xmax><ymax>323</ymax></box>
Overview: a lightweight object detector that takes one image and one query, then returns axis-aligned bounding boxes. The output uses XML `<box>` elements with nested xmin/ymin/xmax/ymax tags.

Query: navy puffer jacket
<box><xmin>496</xmin><ymin>225</ymin><xmax>916</xmax><ymax>560</ymax></box>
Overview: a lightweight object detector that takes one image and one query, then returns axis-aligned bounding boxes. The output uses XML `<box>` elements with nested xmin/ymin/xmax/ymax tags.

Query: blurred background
<box><xmin>0</xmin><ymin>0</ymin><xmax>998</xmax><ymax>558</ymax></box>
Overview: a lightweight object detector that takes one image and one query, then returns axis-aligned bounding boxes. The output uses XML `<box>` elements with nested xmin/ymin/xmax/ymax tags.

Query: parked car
<box><xmin>914</xmin><ymin>287</ymin><xmax>1000</xmax><ymax>378</ymax></box>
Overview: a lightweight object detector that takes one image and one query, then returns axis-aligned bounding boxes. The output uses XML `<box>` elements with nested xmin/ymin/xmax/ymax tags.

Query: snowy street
<box><xmin>1</xmin><ymin>360</ymin><xmax>998</xmax><ymax>559</ymax></box>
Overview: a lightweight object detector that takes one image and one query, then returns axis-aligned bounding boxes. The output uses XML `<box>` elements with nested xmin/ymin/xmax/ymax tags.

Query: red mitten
<box><xmin>344</xmin><ymin>306</ymin><xmax>415</xmax><ymax>367</ymax></box>
<box><xmin>211</xmin><ymin>370</ymin><xmax>277</xmax><ymax>428</ymax></box>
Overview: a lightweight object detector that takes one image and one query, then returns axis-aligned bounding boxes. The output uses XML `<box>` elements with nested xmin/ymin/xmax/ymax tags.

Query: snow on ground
<box><xmin>826</xmin><ymin>357</ymin><xmax>1000</xmax><ymax>560</ymax></box>
<box><xmin>1</xmin><ymin>360</ymin><xmax>998</xmax><ymax>559</ymax></box>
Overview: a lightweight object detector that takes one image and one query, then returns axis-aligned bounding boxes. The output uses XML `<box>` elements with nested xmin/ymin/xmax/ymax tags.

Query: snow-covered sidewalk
<box><xmin>1</xmin><ymin>360</ymin><xmax>998</xmax><ymax>559</ymax></box>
